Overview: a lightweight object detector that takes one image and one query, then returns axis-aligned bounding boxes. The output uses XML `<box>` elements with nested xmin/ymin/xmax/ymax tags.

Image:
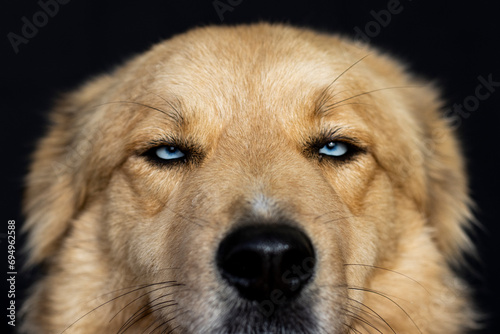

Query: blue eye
<box><xmin>155</xmin><ymin>146</ymin><xmax>185</xmax><ymax>160</ymax></box>
<box><xmin>319</xmin><ymin>141</ymin><xmax>348</xmax><ymax>157</ymax></box>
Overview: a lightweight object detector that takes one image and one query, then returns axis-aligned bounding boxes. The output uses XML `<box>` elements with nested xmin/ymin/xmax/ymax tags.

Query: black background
<box><xmin>2</xmin><ymin>0</ymin><xmax>499</xmax><ymax>333</ymax></box>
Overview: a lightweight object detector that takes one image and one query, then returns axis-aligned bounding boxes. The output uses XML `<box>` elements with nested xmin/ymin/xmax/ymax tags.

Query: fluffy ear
<box><xmin>418</xmin><ymin>89</ymin><xmax>475</xmax><ymax>264</ymax></box>
<box><xmin>23</xmin><ymin>74</ymin><xmax>115</xmax><ymax>265</ymax></box>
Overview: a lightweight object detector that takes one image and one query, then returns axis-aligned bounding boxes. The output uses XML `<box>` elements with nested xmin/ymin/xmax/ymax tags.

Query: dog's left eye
<box><xmin>319</xmin><ymin>141</ymin><xmax>348</xmax><ymax>157</ymax></box>
<box><xmin>155</xmin><ymin>146</ymin><xmax>186</xmax><ymax>160</ymax></box>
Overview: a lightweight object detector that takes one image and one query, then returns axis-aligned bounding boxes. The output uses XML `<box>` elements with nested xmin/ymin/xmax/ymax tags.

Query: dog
<box><xmin>22</xmin><ymin>23</ymin><xmax>478</xmax><ymax>333</ymax></box>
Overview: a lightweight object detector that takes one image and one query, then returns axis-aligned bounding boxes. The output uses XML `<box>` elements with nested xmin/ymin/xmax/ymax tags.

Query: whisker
<box><xmin>342</xmin><ymin>322</ymin><xmax>362</xmax><ymax>334</ymax></box>
<box><xmin>318</xmin><ymin>216</ymin><xmax>354</xmax><ymax>225</ymax></box>
<box><xmin>119</xmin><ymin>288</ymin><xmax>187</xmax><ymax>334</ymax></box>
<box><xmin>126</xmin><ymin>288</ymin><xmax>188</xmax><ymax>333</ymax></box>
<box><xmin>60</xmin><ymin>281</ymin><xmax>179</xmax><ymax>333</ymax></box>
<box><xmin>315</xmin><ymin>54</ymin><xmax>371</xmax><ymax>115</ymax></box>
<box><xmin>321</xmin><ymin>101</ymin><xmax>373</xmax><ymax>112</ymax></box>
<box><xmin>309</xmin><ymin>209</ymin><xmax>344</xmax><ymax>224</ymax></box>
<box><xmin>94</xmin><ymin>101</ymin><xmax>180</xmax><ymax>123</ymax></box>
<box><xmin>164</xmin><ymin>205</ymin><xmax>213</xmax><ymax>229</ymax></box>
<box><xmin>110</xmin><ymin>283</ymin><xmax>184</xmax><ymax>324</ymax></box>
<box><xmin>347</xmin><ymin>297</ymin><xmax>396</xmax><ymax>333</ymax></box>
<box><xmin>308</xmin><ymin>202</ymin><xmax>383</xmax><ymax>226</ymax></box>
<box><xmin>347</xmin><ymin>287</ymin><xmax>422</xmax><ymax>334</ymax></box>
<box><xmin>315</xmin><ymin>212</ymin><xmax>388</xmax><ymax>228</ymax></box>
<box><xmin>141</xmin><ymin>313</ymin><xmax>164</xmax><ymax>334</ymax></box>
<box><xmin>341</xmin><ymin>307</ymin><xmax>383</xmax><ymax>334</ymax></box>
<box><xmin>119</xmin><ymin>300</ymin><xmax>178</xmax><ymax>334</ymax></box>
<box><xmin>148</xmin><ymin>309</ymin><xmax>187</xmax><ymax>334</ymax></box>
<box><xmin>128</xmin><ymin>267</ymin><xmax>181</xmax><ymax>284</ymax></box>
<box><xmin>138</xmin><ymin>301</ymin><xmax>181</xmax><ymax>334</ymax></box>
<box><xmin>163</xmin><ymin>324</ymin><xmax>181</xmax><ymax>334</ymax></box>
<box><xmin>145</xmin><ymin>91</ymin><xmax>185</xmax><ymax>125</ymax></box>
<box><xmin>344</xmin><ymin>263</ymin><xmax>430</xmax><ymax>294</ymax></box>
<box><xmin>323</xmin><ymin>85</ymin><xmax>421</xmax><ymax>113</ymax></box>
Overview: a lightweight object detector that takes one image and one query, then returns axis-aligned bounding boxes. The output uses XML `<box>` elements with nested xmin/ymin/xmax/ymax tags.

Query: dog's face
<box><xmin>23</xmin><ymin>24</ymin><xmax>475</xmax><ymax>333</ymax></box>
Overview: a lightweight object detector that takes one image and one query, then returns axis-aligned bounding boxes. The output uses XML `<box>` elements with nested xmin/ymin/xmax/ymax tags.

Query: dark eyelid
<box><xmin>326</xmin><ymin>136</ymin><xmax>360</xmax><ymax>146</ymax></box>
<box><xmin>311</xmin><ymin>132</ymin><xmax>364</xmax><ymax>150</ymax></box>
<box><xmin>136</xmin><ymin>136</ymin><xmax>184</xmax><ymax>156</ymax></box>
<box><xmin>137</xmin><ymin>136</ymin><xmax>204</xmax><ymax>167</ymax></box>
<box><xmin>319</xmin><ymin>142</ymin><xmax>364</xmax><ymax>163</ymax></box>
<box><xmin>305</xmin><ymin>129</ymin><xmax>368</xmax><ymax>163</ymax></box>
<box><xmin>319</xmin><ymin>128</ymin><xmax>364</xmax><ymax>146</ymax></box>
<box><xmin>140</xmin><ymin>146</ymin><xmax>186</xmax><ymax>167</ymax></box>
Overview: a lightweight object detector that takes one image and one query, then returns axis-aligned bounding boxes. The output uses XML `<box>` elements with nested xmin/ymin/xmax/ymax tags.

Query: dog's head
<box><xmin>23</xmin><ymin>24</ymin><xmax>475</xmax><ymax>333</ymax></box>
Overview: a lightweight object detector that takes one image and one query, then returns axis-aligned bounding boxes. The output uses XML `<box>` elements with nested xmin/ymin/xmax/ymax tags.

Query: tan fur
<box><xmin>22</xmin><ymin>23</ymin><xmax>477</xmax><ymax>333</ymax></box>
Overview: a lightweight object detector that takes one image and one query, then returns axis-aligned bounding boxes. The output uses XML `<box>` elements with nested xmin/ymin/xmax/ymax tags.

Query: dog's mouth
<box><xmin>218</xmin><ymin>295</ymin><xmax>318</xmax><ymax>334</ymax></box>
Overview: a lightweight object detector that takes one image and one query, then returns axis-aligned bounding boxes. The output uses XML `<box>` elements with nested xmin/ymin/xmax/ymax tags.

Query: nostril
<box><xmin>279</xmin><ymin>248</ymin><xmax>312</xmax><ymax>290</ymax></box>
<box><xmin>221</xmin><ymin>249</ymin><xmax>263</xmax><ymax>283</ymax></box>
<box><xmin>216</xmin><ymin>224</ymin><xmax>316</xmax><ymax>302</ymax></box>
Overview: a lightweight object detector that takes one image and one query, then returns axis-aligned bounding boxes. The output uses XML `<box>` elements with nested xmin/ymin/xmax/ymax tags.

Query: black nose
<box><xmin>216</xmin><ymin>224</ymin><xmax>316</xmax><ymax>302</ymax></box>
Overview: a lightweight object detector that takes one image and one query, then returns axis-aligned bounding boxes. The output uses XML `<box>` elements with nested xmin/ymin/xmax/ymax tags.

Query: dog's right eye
<box><xmin>155</xmin><ymin>146</ymin><xmax>185</xmax><ymax>160</ymax></box>
<box><xmin>319</xmin><ymin>141</ymin><xmax>348</xmax><ymax>157</ymax></box>
<box><xmin>142</xmin><ymin>145</ymin><xmax>187</xmax><ymax>165</ymax></box>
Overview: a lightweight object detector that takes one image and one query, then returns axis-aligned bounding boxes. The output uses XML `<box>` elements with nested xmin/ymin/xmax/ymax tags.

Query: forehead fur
<box><xmin>99</xmin><ymin>24</ymin><xmax>430</xmax><ymax>191</ymax></box>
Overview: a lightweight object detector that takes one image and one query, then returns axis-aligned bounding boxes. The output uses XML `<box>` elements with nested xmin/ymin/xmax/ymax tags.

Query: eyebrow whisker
<box><xmin>146</xmin><ymin>92</ymin><xmax>185</xmax><ymax>125</ymax></box>
<box><xmin>315</xmin><ymin>54</ymin><xmax>371</xmax><ymax>116</ymax></box>
<box><xmin>96</xmin><ymin>101</ymin><xmax>182</xmax><ymax>125</ymax></box>
<box><xmin>320</xmin><ymin>85</ymin><xmax>421</xmax><ymax>118</ymax></box>
<box><xmin>330</xmin><ymin>86</ymin><xmax>420</xmax><ymax>108</ymax></box>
